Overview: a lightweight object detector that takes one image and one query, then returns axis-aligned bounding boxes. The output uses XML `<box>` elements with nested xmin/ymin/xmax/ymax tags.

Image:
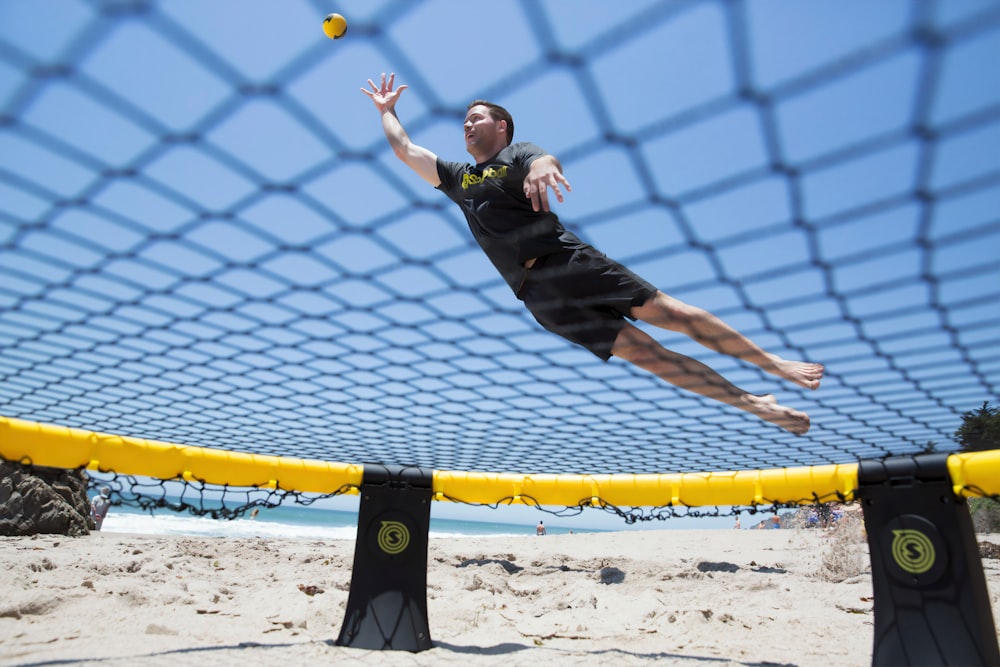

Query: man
<box><xmin>362</xmin><ymin>73</ymin><xmax>824</xmax><ymax>434</ymax></box>
<box><xmin>91</xmin><ymin>486</ymin><xmax>112</xmax><ymax>531</ymax></box>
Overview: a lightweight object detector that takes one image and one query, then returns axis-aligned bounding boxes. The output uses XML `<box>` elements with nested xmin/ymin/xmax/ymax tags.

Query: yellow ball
<box><xmin>322</xmin><ymin>13</ymin><xmax>347</xmax><ymax>40</ymax></box>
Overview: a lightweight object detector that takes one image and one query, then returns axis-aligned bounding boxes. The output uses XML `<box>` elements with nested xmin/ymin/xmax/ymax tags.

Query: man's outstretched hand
<box><xmin>523</xmin><ymin>155</ymin><xmax>572</xmax><ymax>212</ymax></box>
<box><xmin>362</xmin><ymin>72</ymin><xmax>408</xmax><ymax>113</ymax></box>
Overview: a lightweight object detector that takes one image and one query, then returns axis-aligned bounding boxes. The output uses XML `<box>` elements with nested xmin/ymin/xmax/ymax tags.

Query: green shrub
<box><xmin>969</xmin><ymin>497</ymin><xmax>1000</xmax><ymax>534</ymax></box>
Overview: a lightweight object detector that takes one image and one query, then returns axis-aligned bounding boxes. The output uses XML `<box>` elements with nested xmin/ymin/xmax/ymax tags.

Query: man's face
<box><xmin>464</xmin><ymin>105</ymin><xmax>506</xmax><ymax>156</ymax></box>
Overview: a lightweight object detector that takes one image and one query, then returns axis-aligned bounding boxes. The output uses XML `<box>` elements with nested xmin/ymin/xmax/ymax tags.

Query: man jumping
<box><xmin>362</xmin><ymin>73</ymin><xmax>824</xmax><ymax>434</ymax></box>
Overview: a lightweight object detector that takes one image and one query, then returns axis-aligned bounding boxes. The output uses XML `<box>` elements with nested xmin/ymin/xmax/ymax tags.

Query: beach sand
<box><xmin>2</xmin><ymin>527</ymin><xmax>998</xmax><ymax>667</ymax></box>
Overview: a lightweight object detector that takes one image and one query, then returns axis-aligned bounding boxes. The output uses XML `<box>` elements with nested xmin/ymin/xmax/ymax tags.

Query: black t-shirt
<box><xmin>436</xmin><ymin>142</ymin><xmax>586</xmax><ymax>294</ymax></box>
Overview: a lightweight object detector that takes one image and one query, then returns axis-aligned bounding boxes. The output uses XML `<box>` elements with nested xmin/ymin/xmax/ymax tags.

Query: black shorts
<box><xmin>517</xmin><ymin>246</ymin><xmax>658</xmax><ymax>361</ymax></box>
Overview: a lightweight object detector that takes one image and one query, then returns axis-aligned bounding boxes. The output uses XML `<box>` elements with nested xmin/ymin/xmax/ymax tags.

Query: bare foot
<box><xmin>765</xmin><ymin>355</ymin><xmax>824</xmax><ymax>390</ymax></box>
<box><xmin>740</xmin><ymin>394</ymin><xmax>811</xmax><ymax>434</ymax></box>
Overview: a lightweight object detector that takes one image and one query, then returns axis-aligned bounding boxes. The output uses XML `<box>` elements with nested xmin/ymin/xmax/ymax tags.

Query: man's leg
<box><xmin>630</xmin><ymin>291</ymin><xmax>824</xmax><ymax>390</ymax></box>
<box><xmin>610</xmin><ymin>323</ymin><xmax>811</xmax><ymax>434</ymax></box>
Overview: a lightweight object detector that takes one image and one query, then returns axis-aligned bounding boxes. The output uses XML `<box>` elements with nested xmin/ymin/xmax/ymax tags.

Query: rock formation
<box><xmin>0</xmin><ymin>462</ymin><xmax>92</xmax><ymax>536</ymax></box>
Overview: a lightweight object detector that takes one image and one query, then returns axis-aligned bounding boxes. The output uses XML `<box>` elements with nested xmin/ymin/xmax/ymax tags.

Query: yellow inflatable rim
<box><xmin>2</xmin><ymin>416</ymin><xmax>997</xmax><ymax>507</ymax></box>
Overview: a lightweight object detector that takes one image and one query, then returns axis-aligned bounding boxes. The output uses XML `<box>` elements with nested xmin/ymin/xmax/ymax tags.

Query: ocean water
<box><xmin>100</xmin><ymin>503</ymin><xmax>588</xmax><ymax>540</ymax></box>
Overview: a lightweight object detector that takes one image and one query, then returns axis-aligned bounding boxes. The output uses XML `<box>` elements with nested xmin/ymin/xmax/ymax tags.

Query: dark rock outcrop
<box><xmin>0</xmin><ymin>462</ymin><xmax>92</xmax><ymax>536</ymax></box>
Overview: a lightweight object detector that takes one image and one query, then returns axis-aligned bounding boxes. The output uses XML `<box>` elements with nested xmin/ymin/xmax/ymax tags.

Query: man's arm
<box><xmin>523</xmin><ymin>154</ymin><xmax>571</xmax><ymax>213</ymax></box>
<box><xmin>362</xmin><ymin>73</ymin><xmax>441</xmax><ymax>187</ymax></box>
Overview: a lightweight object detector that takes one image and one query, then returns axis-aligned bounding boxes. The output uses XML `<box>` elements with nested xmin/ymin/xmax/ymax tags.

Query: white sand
<box><xmin>2</xmin><ymin>527</ymin><xmax>998</xmax><ymax>667</ymax></box>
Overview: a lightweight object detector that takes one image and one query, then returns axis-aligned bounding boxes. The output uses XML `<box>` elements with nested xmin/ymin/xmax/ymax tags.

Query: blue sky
<box><xmin>2</xmin><ymin>1</ymin><xmax>1000</xmax><ymax>527</ymax></box>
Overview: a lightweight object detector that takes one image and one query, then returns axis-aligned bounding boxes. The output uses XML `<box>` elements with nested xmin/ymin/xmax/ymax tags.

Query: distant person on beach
<box><xmin>362</xmin><ymin>72</ymin><xmax>824</xmax><ymax>434</ymax></box>
<box><xmin>90</xmin><ymin>487</ymin><xmax>112</xmax><ymax>531</ymax></box>
<box><xmin>536</xmin><ymin>521</ymin><xmax>546</xmax><ymax>536</ymax></box>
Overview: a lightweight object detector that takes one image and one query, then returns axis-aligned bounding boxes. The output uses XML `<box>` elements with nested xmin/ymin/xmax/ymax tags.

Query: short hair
<box><xmin>467</xmin><ymin>99</ymin><xmax>514</xmax><ymax>145</ymax></box>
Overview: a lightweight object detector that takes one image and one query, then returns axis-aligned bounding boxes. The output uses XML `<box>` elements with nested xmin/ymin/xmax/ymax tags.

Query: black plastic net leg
<box><xmin>858</xmin><ymin>453</ymin><xmax>1000</xmax><ymax>666</ymax></box>
<box><xmin>336</xmin><ymin>464</ymin><xmax>434</xmax><ymax>652</ymax></box>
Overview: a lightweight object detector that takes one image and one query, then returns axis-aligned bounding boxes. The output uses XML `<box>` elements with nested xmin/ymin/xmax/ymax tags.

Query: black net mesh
<box><xmin>2</xmin><ymin>1</ymin><xmax>999</xmax><ymax>476</ymax></box>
